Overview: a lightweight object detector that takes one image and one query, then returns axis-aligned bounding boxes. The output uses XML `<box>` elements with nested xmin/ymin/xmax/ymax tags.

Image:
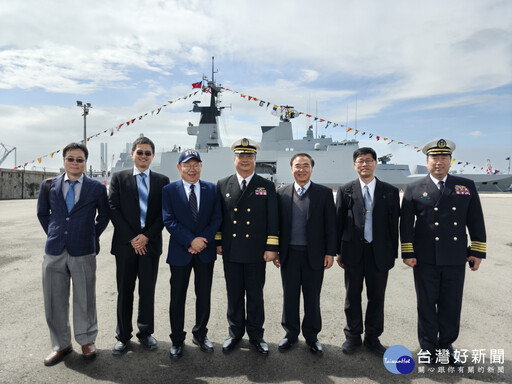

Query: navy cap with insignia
<box><xmin>178</xmin><ymin>148</ymin><xmax>202</xmax><ymax>164</ymax></box>
<box><xmin>422</xmin><ymin>138</ymin><xmax>456</xmax><ymax>155</ymax></box>
<box><xmin>231</xmin><ymin>138</ymin><xmax>260</xmax><ymax>154</ymax></box>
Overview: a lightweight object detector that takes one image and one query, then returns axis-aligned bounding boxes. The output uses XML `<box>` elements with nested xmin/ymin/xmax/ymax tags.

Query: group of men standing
<box><xmin>37</xmin><ymin>135</ymin><xmax>486</xmax><ymax>367</ymax></box>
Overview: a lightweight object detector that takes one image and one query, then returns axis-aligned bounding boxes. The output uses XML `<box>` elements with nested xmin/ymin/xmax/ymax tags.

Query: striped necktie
<box><xmin>189</xmin><ymin>183</ymin><xmax>198</xmax><ymax>222</ymax></box>
<box><xmin>138</xmin><ymin>173</ymin><xmax>148</xmax><ymax>228</ymax></box>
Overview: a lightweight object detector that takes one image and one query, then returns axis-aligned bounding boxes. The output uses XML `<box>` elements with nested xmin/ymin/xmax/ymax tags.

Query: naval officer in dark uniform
<box><xmin>401</xmin><ymin>138</ymin><xmax>486</xmax><ymax>365</ymax></box>
<box><xmin>216</xmin><ymin>138</ymin><xmax>279</xmax><ymax>355</ymax></box>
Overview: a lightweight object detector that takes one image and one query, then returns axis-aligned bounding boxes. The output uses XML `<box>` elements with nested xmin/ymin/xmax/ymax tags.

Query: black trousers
<box><xmin>344</xmin><ymin>242</ymin><xmax>389</xmax><ymax>339</ymax></box>
<box><xmin>413</xmin><ymin>262</ymin><xmax>465</xmax><ymax>353</ymax></box>
<box><xmin>169</xmin><ymin>255</ymin><xmax>214</xmax><ymax>345</ymax></box>
<box><xmin>281</xmin><ymin>246</ymin><xmax>324</xmax><ymax>343</ymax></box>
<box><xmin>115</xmin><ymin>250</ymin><xmax>160</xmax><ymax>342</ymax></box>
<box><xmin>223</xmin><ymin>260</ymin><xmax>266</xmax><ymax>340</ymax></box>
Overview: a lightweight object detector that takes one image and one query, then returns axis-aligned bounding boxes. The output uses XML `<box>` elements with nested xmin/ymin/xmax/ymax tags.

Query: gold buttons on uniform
<box><xmin>246</xmin><ymin>221</ymin><xmax>250</xmax><ymax>225</ymax></box>
<box><xmin>453</xmin><ymin>222</ymin><xmax>458</xmax><ymax>226</ymax></box>
<box><xmin>434</xmin><ymin>222</ymin><xmax>439</xmax><ymax>226</ymax></box>
<box><xmin>233</xmin><ymin>220</ymin><xmax>237</xmax><ymax>224</ymax></box>
<box><xmin>453</xmin><ymin>237</ymin><xmax>458</xmax><ymax>241</ymax></box>
<box><xmin>452</xmin><ymin>207</ymin><xmax>457</xmax><ymax>211</ymax></box>
<box><xmin>435</xmin><ymin>237</ymin><xmax>439</xmax><ymax>241</ymax></box>
<box><xmin>234</xmin><ymin>208</ymin><xmax>238</xmax><ymax>212</ymax></box>
<box><xmin>233</xmin><ymin>234</ymin><xmax>237</xmax><ymax>237</ymax></box>
<box><xmin>246</xmin><ymin>234</ymin><xmax>249</xmax><ymax>238</ymax></box>
<box><xmin>247</xmin><ymin>208</ymin><xmax>251</xmax><ymax>212</ymax></box>
<box><xmin>434</xmin><ymin>207</ymin><xmax>439</xmax><ymax>211</ymax></box>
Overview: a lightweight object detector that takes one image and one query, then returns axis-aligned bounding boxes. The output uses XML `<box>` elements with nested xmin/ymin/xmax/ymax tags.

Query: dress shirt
<box><xmin>294</xmin><ymin>181</ymin><xmax>311</xmax><ymax>195</ymax></box>
<box><xmin>62</xmin><ymin>173</ymin><xmax>84</xmax><ymax>204</ymax></box>
<box><xmin>133</xmin><ymin>167</ymin><xmax>151</xmax><ymax>194</ymax></box>
<box><xmin>236</xmin><ymin>172</ymin><xmax>255</xmax><ymax>191</ymax></box>
<box><xmin>429</xmin><ymin>174</ymin><xmax>448</xmax><ymax>190</ymax></box>
<box><xmin>359</xmin><ymin>177</ymin><xmax>376</xmax><ymax>204</ymax></box>
<box><xmin>182</xmin><ymin>180</ymin><xmax>200</xmax><ymax>211</ymax></box>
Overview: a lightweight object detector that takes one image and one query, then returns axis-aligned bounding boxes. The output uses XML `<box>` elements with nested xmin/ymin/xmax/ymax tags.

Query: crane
<box><xmin>0</xmin><ymin>143</ymin><xmax>16</xmax><ymax>167</ymax></box>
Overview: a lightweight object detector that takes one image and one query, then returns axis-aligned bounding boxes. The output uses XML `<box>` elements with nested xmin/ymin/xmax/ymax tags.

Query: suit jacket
<box><xmin>37</xmin><ymin>173</ymin><xmax>110</xmax><ymax>256</ymax></box>
<box><xmin>336</xmin><ymin>177</ymin><xmax>399</xmax><ymax>271</ymax></box>
<box><xmin>109</xmin><ymin>168</ymin><xmax>170</xmax><ymax>256</ymax></box>
<box><xmin>400</xmin><ymin>174</ymin><xmax>486</xmax><ymax>265</ymax></box>
<box><xmin>277</xmin><ymin>182</ymin><xmax>337</xmax><ymax>270</ymax></box>
<box><xmin>162</xmin><ymin>180</ymin><xmax>222</xmax><ymax>266</ymax></box>
<box><xmin>216</xmin><ymin>174</ymin><xmax>279</xmax><ymax>263</ymax></box>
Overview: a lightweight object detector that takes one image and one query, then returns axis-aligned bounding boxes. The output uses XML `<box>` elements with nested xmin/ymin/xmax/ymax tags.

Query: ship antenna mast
<box><xmin>211</xmin><ymin>56</ymin><xmax>218</xmax><ymax>83</ymax></box>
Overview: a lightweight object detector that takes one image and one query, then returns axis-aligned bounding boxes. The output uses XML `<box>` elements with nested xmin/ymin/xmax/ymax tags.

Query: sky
<box><xmin>0</xmin><ymin>0</ymin><xmax>511</xmax><ymax>174</ymax></box>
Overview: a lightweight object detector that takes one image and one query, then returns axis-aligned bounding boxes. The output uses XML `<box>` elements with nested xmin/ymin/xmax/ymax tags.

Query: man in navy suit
<box><xmin>275</xmin><ymin>153</ymin><xmax>337</xmax><ymax>354</ymax></box>
<box><xmin>336</xmin><ymin>147</ymin><xmax>400</xmax><ymax>356</ymax></box>
<box><xmin>37</xmin><ymin>142</ymin><xmax>109</xmax><ymax>366</ymax></box>
<box><xmin>162</xmin><ymin>149</ymin><xmax>222</xmax><ymax>359</ymax></box>
<box><xmin>109</xmin><ymin>136</ymin><xmax>170</xmax><ymax>356</ymax></box>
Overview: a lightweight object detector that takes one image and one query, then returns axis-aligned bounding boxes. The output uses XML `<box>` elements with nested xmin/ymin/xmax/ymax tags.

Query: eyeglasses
<box><xmin>135</xmin><ymin>150</ymin><xmax>153</xmax><ymax>156</ymax></box>
<box><xmin>64</xmin><ymin>157</ymin><xmax>85</xmax><ymax>163</ymax></box>
<box><xmin>355</xmin><ymin>159</ymin><xmax>375</xmax><ymax>165</ymax></box>
<box><xmin>181</xmin><ymin>163</ymin><xmax>201</xmax><ymax>170</ymax></box>
<box><xmin>293</xmin><ymin>164</ymin><xmax>311</xmax><ymax>170</ymax></box>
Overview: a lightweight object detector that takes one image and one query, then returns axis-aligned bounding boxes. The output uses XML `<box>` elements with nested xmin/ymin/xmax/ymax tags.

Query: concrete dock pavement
<box><xmin>0</xmin><ymin>194</ymin><xmax>511</xmax><ymax>383</ymax></box>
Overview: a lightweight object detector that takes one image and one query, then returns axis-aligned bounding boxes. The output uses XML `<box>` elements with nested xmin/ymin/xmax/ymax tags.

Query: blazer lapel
<box><xmin>128</xmin><ymin>169</ymin><xmax>140</xmax><ymax>202</ymax></box>
<box><xmin>352</xmin><ymin>180</ymin><xmax>365</xmax><ymax>225</ymax></box>
<box><xmin>53</xmin><ymin>175</ymin><xmax>67</xmax><ymax>211</ymax></box>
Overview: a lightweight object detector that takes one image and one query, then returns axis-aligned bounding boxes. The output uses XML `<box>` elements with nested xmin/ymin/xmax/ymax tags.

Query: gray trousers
<box><xmin>42</xmin><ymin>250</ymin><xmax>97</xmax><ymax>351</ymax></box>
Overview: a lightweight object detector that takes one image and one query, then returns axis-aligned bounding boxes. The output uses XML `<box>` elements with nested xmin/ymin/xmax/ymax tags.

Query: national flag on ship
<box><xmin>192</xmin><ymin>81</ymin><xmax>202</xmax><ymax>89</ymax></box>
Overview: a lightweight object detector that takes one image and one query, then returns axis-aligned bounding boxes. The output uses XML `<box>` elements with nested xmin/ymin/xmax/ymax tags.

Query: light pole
<box><xmin>76</xmin><ymin>101</ymin><xmax>92</xmax><ymax>146</ymax></box>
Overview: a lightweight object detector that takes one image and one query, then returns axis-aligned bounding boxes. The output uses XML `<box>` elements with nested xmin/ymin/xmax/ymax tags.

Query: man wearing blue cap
<box><xmin>401</xmin><ymin>138</ymin><xmax>486</xmax><ymax>366</ymax></box>
<box><xmin>162</xmin><ymin>149</ymin><xmax>222</xmax><ymax>359</ymax></box>
<box><xmin>109</xmin><ymin>136</ymin><xmax>170</xmax><ymax>356</ymax></box>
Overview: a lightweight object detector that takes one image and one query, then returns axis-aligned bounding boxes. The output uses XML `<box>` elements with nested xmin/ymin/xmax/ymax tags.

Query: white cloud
<box><xmin>469</xmin><ymin>131</ymin><xmax>485</xmax><ymax>136</ymax></box>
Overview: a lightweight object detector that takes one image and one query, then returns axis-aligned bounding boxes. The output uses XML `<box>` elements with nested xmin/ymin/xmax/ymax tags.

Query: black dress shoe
<box><xmin>307</xmin><ymin>340</ymin><xmax>323</xmax><ymax>355</ymax></box>
<box><xmin>363</xmin><ymin>337</ymin><xmax>386</xmax><ymax>356</ymax></box>
<box><xmin>447</xmin><ymin>344</ymin><xmax>464</xmax><ymax>367</ymax></box>
<box><xmin>222</xmin><ymin>337</ymin><xmax>241</xmax><ymax>353</ymax></box>
<box><xmin>342</xmin><ymin>337</ymin><xmax>362</xmax><ymax>354</ymax></box>
<box><xmin>250</xmin><ymin>339</ymin><xmax>269</xmax><ymax>355</ymax></box>
<box><xmin>169</xmin><ymin>344</ymin><xmax>183</xmax><ymax>359</ymax></box>
<box><xmin>112</xmin><ymin>340</ymin><xmax>128</xmax><ymax>356</ymax></box>
<box><xmin>138</xmin><ymin>335</ymin><xmax>158</xmax><ymax>350</ymax></box>
<box><xmin>278</xmin><ymin>337</ymin><xmax>298</xmax><ymax>351</ymax></box>
<box><xmin>193</xmin><ymin>336</ymin><xmax>214</xmax><ymax>353</ymax></box>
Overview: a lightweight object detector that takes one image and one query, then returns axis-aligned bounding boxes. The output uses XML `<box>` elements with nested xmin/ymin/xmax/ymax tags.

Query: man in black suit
<box><xmin>275</xmin><ymin>153</ymin><xmax>337</xmax><ymax>354</ymax></box>
<box><xmin>401</xmin><ymin>139</ymin><xmax>486</xmax><ymax>366</ymax></box>
<box><xmin>162</xmin><ymin>149</ymin><xmax>222</xmax><ymax>359</ymax></box>
<box><xmin>216</xmin><ymin>138</ymin><xmax>279</xmax><ymax>355</ymax></box>
<box><xmin>109</xmin><ymin>136</ymin><xmax>170</xmax><ymax>356</ymax></box>
<box><xmin>336</xmin><ymin>147</ymin><xmax>400</xmax><ymax>356</ymax></box>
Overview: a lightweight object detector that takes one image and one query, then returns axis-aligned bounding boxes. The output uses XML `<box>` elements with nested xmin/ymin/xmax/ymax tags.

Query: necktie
<box><xmin>438</xmin><ymin>180</ymin><xmax>445</xmax><ymax>193</ymax></box>
<box><xmin>363</xmin><ymin>185</ymin><xmax>373</xmax><ymax>243</ymax></box>
<box><xmin>66</xmin><ymin>180</ymin><xmax>77</xmax><ymax>213</ymax></box>
<box><xmin>241</xmin><ymin>179</ymin><xmax>247</xmax><ymax>192</ymax></box>
<box><xmin>138</xmin><ymin>173</ymin><xmax>148</xmax><ymax>228</ymax></box>
<box><xmin>189</xmin><ymin>184</ymin><xmax>198</xmax><ymax>222</ymax></box>
<box><xmin>298</xmin><ymin>187</ymin><xmax>305</xmax><ymax>196</ymax></box>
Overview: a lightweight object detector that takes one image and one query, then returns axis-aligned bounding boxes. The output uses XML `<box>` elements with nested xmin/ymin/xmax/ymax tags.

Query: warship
<box><xmin>111</xmin><ymin>66</ymin><xmax>512</xmax><ymax>192</ymax></box>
